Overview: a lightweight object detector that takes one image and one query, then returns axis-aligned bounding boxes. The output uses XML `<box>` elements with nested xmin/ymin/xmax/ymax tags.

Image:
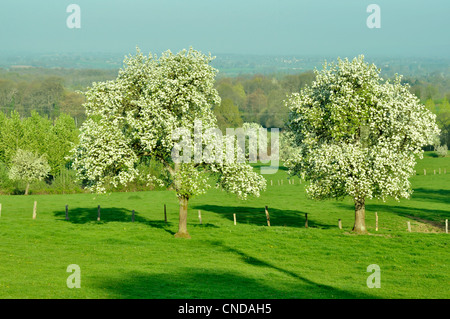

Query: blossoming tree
<box><xmin>285</xmin><ymin>56</ymin><xmax>439</xmax><ymax>233</ymax></box>
<box><xmin>71</xmin><ymin>48</ymin><xmax>266</xmax><ymax>238</ymax></box>
<box><xmin>9</xmin><ymin>149</ymin><xmax>50</xmax><ymax>195</ymax></box>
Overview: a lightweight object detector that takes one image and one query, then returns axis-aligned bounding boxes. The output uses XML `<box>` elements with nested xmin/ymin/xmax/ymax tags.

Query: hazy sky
<box><xmin>0</xmin><ymin>0</ymin><xmax>449</xmax><ymax>57</ymax></box>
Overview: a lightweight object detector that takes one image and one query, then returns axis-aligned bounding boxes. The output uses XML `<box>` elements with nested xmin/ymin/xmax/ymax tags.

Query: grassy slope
<box><xmin>0</xmin><ymin>153</ymin><xmax>448</xmax><ymax>299</ymax></box>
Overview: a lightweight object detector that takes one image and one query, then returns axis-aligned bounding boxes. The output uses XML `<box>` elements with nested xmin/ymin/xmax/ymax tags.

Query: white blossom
<box><xmin>71</xmin><ymin>47</ymin><xmax>266</xmax><ymax>202</ymax></box>
<box><xmin>285</xmin><ymin>56</ymin><xmax>440</xmax><ymax>203</ymax></box>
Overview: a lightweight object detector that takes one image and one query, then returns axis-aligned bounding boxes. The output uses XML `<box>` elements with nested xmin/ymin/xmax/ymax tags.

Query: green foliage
<box><xmin>0</xmin><ymin>161</ymin><xmax>14</xmax><ymax>192</ymax></box>
<box><xmin>424</xmin><ymin>97</ymin><xmax>450</xmax><ymax>146</ymax></box>
<box><xmin>1</xmin><ymin>62</ymin><xmax>449</xmax><ymax>134</ymax></box>
<box><xmin>213</xmin><ymin>98</ymin><xmax>243</xmax><ymax>133</ymax></box>
<box><xmin>0</xmin><ymin>111</ymin><xmax>78</xmax><ymax>175</ymax></box>
<box><xmin>213</xmin><ymin>72</ymin><xmax>315</xmax><ymax>129</ymax></box>
<box><xmin>0</xmin><ymin>68</ymin><xmax>117</xmax><ymax>121</ymax></box>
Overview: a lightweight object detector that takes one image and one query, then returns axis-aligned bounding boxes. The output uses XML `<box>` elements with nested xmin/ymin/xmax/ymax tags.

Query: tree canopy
<box><xmin>8</xmin><ymin>149</ymin><xmax>51</xmax><ymax>195</ymax></box>
<box><xmin>71</xmin><ymin>48</ymin><xmax>266</xmax><ymax>238</ymax></box>
<box><xmin>285</xmin><ymin>56</ymin><xmax>440</xmax><ymax>233</ymax></box>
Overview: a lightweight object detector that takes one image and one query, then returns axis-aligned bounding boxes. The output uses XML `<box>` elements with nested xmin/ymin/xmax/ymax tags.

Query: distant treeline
<box><xmin>0</xmin><ymin>66</ymin><xmax>448</xmax><ymax>194</ymax></box>
<box><xmin>0</xmin><ymin>68</ymin><xmax>117</xmax><ymax>125</ymax></box>
<box><xmin>0</xmin><ymin>110</ymin><xmax>166</xmax><ymax>195</ymax></box>
<box><xmin>0</xmin><ymin>67</ymin><xmax>449</xmax><ymax>144</ymax></box>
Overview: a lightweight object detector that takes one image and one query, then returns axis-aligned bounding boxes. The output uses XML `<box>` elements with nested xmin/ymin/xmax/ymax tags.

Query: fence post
<box><xmin>446</xmin><ymin>219</ymin><xmax>448</xmax><ymax>234</ymax></box>
<box><xmin>375</xmin><ymin>212</ymin><xmax>378</xmax><ymax>231</ymax></box>
<box><xmin>132</xmin><ymin>209</ymin><xmax>135</xmax><ymax>222</ymax></box>
<box><xmin>97</xmin><ymin>205</ymin><xmax>101</xmax><ymax>221</ymax></box>
<box><xmin>65</xmin><ymin>205</ymin><xmax>69</xmax><ymax>221</ymax></box>
<box><xmin>338</xmin><ymin>219</ymin><xmax>342</xmax><ymax>229</ymax></box>
<box><xmin>424</xmin><ymin>169</ymin><xmax>426</xmax><ymax>175</ymax></box>
<box><xmin>233</xmin><ymin>213</ymin><xmax>236</xmax><ymax>226</ymax></box>
<box><xmin>0</xmin><ymin>203</ymin><xmax>2</xmax><ymax>218</ymax></box>
<box><xmin>305</xmin><ymin>213</ymin><xmax>308</xmax><ymax>228</ymax></box>
<box><xmin>198</xmin><ymin>210</ymin><xmax>202</xmax><ymax>224</ymax></box>
<box><xmin>33</xmin><ymin>201</ymin><xmax>37</xmax><ymax>220</ymax></box>
<box><xmin>265</xmin><ymin>206</ymin><xmax>270</xmax><ymax>227</ymax></box>
<box><xmin>164</xmin><ymin>204</ymin><xmax>167</xmax><ymax>223</ymax></box>
<box><xmin>407</xmin><ymin>221</ymin><xmax>411</xmax><ymax>232</ymax></box>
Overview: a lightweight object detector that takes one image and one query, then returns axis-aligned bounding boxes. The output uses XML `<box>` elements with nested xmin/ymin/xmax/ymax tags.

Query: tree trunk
<box><xmin>175</xmin><ymin>197</ymin><xmax>191</xmax><ymax>239</ymax></box>
<box><xmin>25</xmin><ymin>183</ymin><xmax>30</xmax><ymax>195</ymax></box>
<box><xmin>352</xmin><ymin>198</ymin><xmax>367</xmax><ymax>233</ymax></box>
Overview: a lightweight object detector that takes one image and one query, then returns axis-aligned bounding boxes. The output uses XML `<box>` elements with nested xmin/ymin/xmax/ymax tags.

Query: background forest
<box><xmin>0</xmin><ymin>64</ymin><xmax>449</xmax><ymax>195</ymax></box>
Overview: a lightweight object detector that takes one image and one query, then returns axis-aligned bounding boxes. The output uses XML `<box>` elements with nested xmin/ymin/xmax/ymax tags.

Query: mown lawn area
<box><xmin>0</xmin><ymin>153</ymin><xmax>448</xmax><ymax>298</ymax></box>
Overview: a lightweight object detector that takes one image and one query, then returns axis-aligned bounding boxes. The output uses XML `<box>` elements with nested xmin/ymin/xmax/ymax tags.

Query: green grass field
<box><xmin>0</xmin><ymin>153</ymin><xmax>448</xmax><ymax>299</ymax></box>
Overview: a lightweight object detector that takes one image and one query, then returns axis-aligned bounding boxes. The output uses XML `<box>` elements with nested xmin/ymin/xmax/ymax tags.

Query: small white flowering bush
<box><xmin>436</xmin><ymin>144</ymin><xmax>448</xmax><ymax>157</ymax></box>
<box><xmin>8</xmin><ymin>149</ymin><xmax>51</xmax><ymax>195</ymax></box>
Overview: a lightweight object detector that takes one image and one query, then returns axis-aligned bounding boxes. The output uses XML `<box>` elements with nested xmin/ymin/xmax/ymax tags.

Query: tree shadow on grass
<box><xmin>53</xmin><ymin>207</ymin><xmax>176</xmax><ymax>235</ymax></box>
<box><xmin>336</xmin><ymin>200</ymin><xmax>449</xmax><ymax>229</ymax></box>
<box><xmin>209</xmin><ymin>242</ymin><xmax>379</xmax><ymax>298</ymax></box>
<box><xmin>94</xmin><ymin>270</ymin><xmax>377</xmax><ymax>299</ymax></box>
<box><xmin>251</xmin><ymin>162</ymin><xmax>289</xmax><ymax>172</ymax></box>
<box><xmin>411</xmin><ymin>188</ymin><xmax>450</xmax><ymax>205</ymax></box>
<box><xmin>367</xmin><ymin>204</ymin><xmax>449</xmax><ymax>229</ymax></box>
<box><xmin>93</xmin><ymin>244</ymin><xmax>378</xmax><ymax>299</ymax></box>
<box><xmin>193</xmin><ymin>204</ymin><xmax>334</xmax><ymax>229</ymax></box>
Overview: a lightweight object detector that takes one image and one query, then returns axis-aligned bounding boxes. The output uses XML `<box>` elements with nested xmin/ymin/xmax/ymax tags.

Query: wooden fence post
<box><xmin>265</xmin><ymin>206</ymin><xmax>270</xmax><ymax>227</ymax></box>
<box><xmin>375</xmin><ymin>212</ymin><xmax>378</xmax><ymax>231</ymax></box>
<box><xmin>0</xmin><ymin>203</ymin><xmax>2</xmax><ymax>218</ymax></box>
<box><xmin>97</xmin><ymin>205</ymin><xmax>101</xmax><ymax>221</ymax></box>
<box><xmin>305</xmin><ymin>213</ymin><xmax>308</xmax><ymax>228</ymax></box>
<box><xmin>198</xmin><ymin>210</ymin><xmax>202</xmax><ymax>224</ymax></box>
<box><xmin>233</xmin><ymin>213</ymin><xmax>236</xmax><ymax>226</ymax></box>
<box><xmin>270</xmin><ymin>180</ymin><xmax>273</xmax><ymax>186</ymax></box>
<box><xmin>434</xmin><ymin>170</ymin><xmax>436</xmax><ymax>175</ymax></box>
<box><xmin>446</xmin><ymin>219</ymin><xmax>448</xmax><ymax>234</ymax></box>
<box><xmin>407</xmin><ymin>221</ymin><xmax>411</xmax><ymax>232</ymax></box>
<box><xmin>65</xmin><ymin>205</ymin><xmax>69</xmax><ymax>221</ymax></box>
<box><xmin>338</xmin><ymin>219</ymin><xmax>342</xmax><ymax>229</ymax></box>
<box><xmin>33</xmin><ymin>201</ymin><xmax>37</xmax><ymax>220</ymax></box>
<box><xmin>132</xmin><ymin>209</ymin><xmax>135</xmax><ymax>222</ymax></box>
<box><xmin>424</xmin><ymin>169</ymin><xmax>426</xmax><ymax>175</ymax></box>
<box><xmin>164</xmin><ymin>204</ymin><xmax>167</xmax><ymax>223</ymax></box>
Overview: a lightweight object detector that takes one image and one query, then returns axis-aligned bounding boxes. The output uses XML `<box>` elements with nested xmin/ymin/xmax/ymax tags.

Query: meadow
<box><xmin>0</xmin><ymin>153</ymin><xmax>448</xmax><ymax>299</ymax></box>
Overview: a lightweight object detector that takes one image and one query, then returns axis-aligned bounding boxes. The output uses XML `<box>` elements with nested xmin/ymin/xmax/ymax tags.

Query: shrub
<box><xmin>436</xmin><ymin>144</ymin><xmax>448</xmax><ymax>157</ymax></box>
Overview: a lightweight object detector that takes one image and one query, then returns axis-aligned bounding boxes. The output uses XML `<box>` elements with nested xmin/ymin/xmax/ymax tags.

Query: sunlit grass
<box><xmin>0</xmin><ymin>153</ymin><xmax>448</xmax><ymax>298</ymax></box>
